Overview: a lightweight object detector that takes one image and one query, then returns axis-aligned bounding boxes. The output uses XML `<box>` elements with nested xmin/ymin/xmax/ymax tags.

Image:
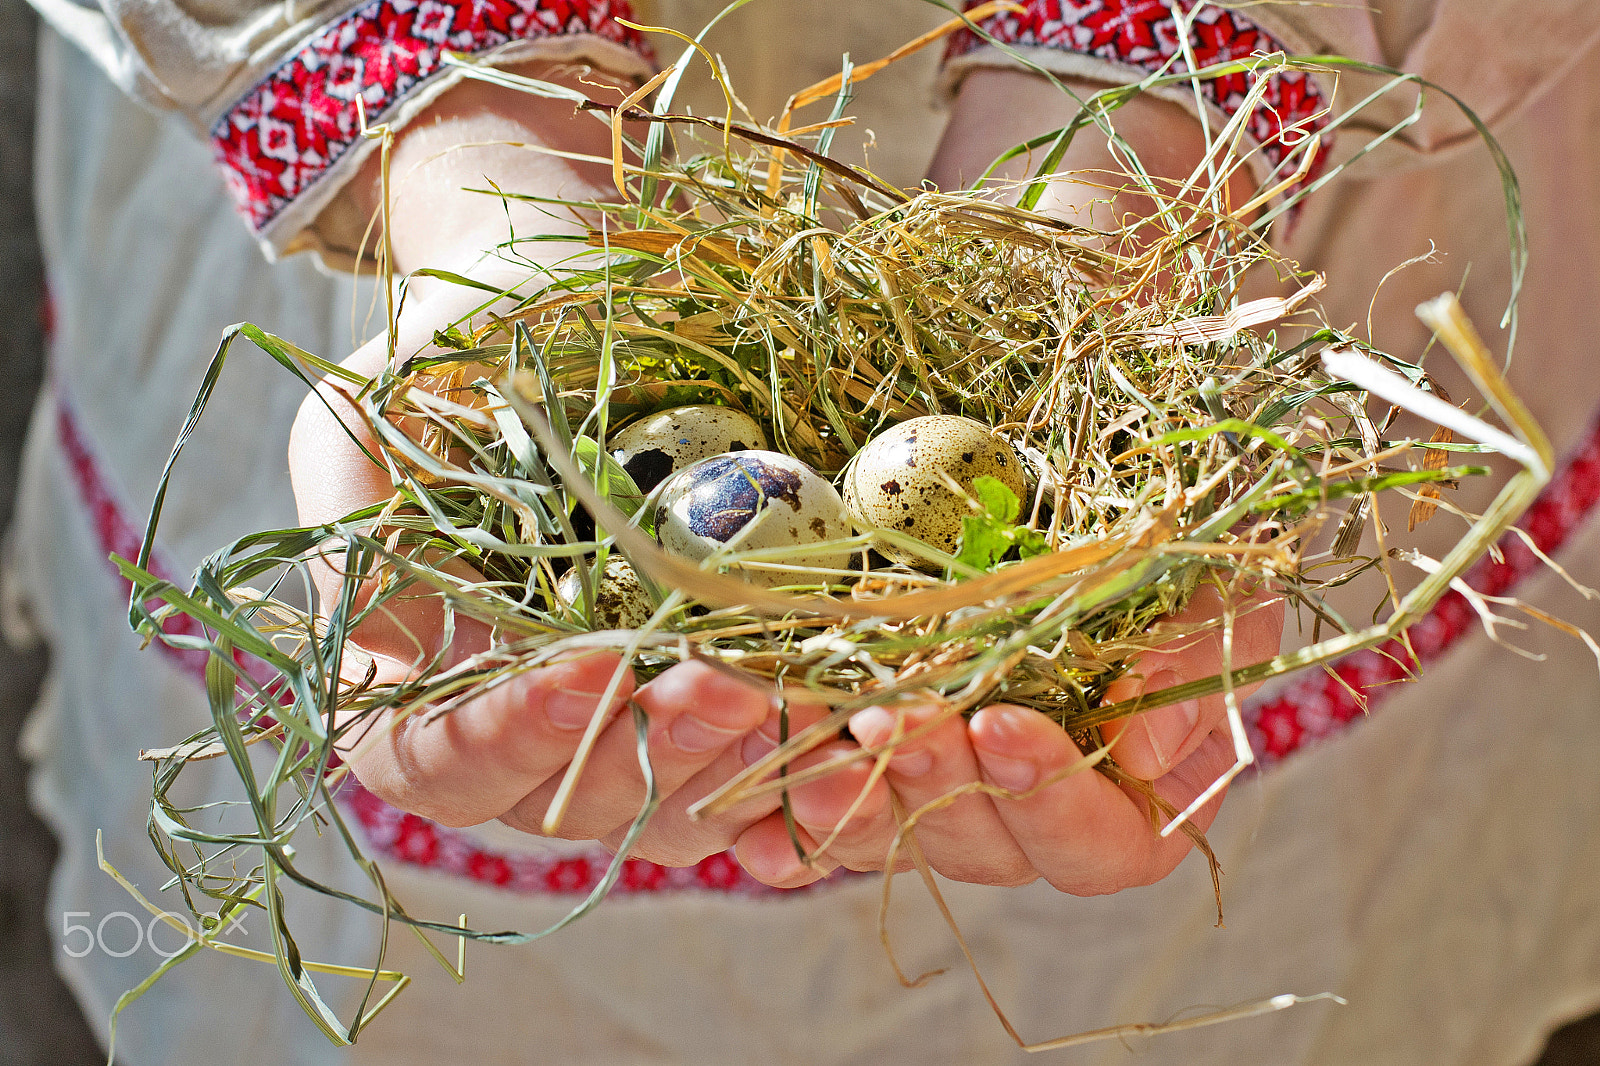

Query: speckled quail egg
<box><xmin>842</xmin><ymin>414</ymin><xmax>1026</xmax><ymax>566</ymax></box>
<box><xmin>609</xmin><ymin>405</ymin><xmax>769</xmax><ymax>493</ymax></box>
<box><xmin>655</xmin><ymin>450</ymin><xmax>852</xmax><ymax>588</ymax></box>
<box><xmin>556</xmin><ymin>556</ymin><xmax>656</xmax><ymax>629</ymax></box>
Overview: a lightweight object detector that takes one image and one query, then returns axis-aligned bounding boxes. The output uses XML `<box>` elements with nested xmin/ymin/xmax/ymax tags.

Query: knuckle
<box><xmin>649</xmin><ymin>661</ymin><xmax>770</xmax><ymax>727</ymax></box>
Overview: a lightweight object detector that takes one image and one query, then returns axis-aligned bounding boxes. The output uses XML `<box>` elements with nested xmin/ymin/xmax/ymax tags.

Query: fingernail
<box><xmin>741</xmin><ymin>728</ymin><xmax>777</xmax><ymax>767</ymax></box>
<box><xmin>887</xmin><ymin>748</ymin><xmax>934</xmax><ymax>778</ymax></box>
<box><xmin>1141</xmin><ymin>670</ymin><xmax>1182</xmax><ymax>703</ymax></box>
<box><xmin>978</xmin><ymin>750</ymin><xmax>1038</xmax><ymax>792</ymax></box>
<box><xmin>546</xmin><ymin>687</ymin><xmax>606</xmax><ymax>730</ymax></box>
<box><xmin>669</xmin><ymin>713</ymin><xmax>744</xmax><ymax>754</ymax></box>
<box><xmin>1143</xmin><ymin>698</ymin><xmax>1202</xmax><ymax>771</ymax></box>
<box><xmin>849</xmin><ymin>706</ymin><xmax>933</xmax><ymax>777</ymax></box>
<box><xmin>848</xmin><ymin>706</ymin><xmax>895</xmax><ymax>746</ymax></box>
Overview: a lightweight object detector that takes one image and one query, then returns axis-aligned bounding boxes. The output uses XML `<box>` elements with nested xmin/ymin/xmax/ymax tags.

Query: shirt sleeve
<box><xmin>942</xmin><ymin>0</ymin><xmax>1335</xmax><ymax>194</ymax></box>
<box><xmin>27</xmin><ymin>0</ymin><xmax>657</xmax><ymax>265</ymax></box>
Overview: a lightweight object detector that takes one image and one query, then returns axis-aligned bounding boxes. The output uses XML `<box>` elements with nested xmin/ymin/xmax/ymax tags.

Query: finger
<box><xmin>1101</xmin><ymin>583</ymin><xmax>1284</xmax><ymax>779</ymax></box>
<box><xmin>1098</xmin><ymin>662</ymin><xmax>1204</xmax><ymax>783</ymax></box>
<box><xmin>1108</xmin><ymin>725</ymin><xmax>1236</xmax><ymax>888</ymax></box>
<box><xmin>501</xmin><ymin>660</ymin><xmax>770</xmax><ymax>841</ymax></box>
<box><xmin>1149</xmin><ymin>725</ymin><xmax>1237</xmax><ymax>834</ymax></box>
<box><xmin>605</xmin><ymin>701</ymin><xmax>833</xmax><ymax>867</ymax></box>
<box><xmin>848</xmin><ymin>703</ymin><xmax>1035</xmax><ymax>886</ymax></box>
<box><xmin>292</xmin><ymin>336</ymin><xmax>500</xmax><ymax>670</ymax></box>
<box><xmin>733</xmin><ymin>812</ymin><xmax>837</xmax><ymax>889</ymax></box>
<box><xmin>777</xmin><ymin>739</ymin><xmax>903</xmax><ymax>873</ymax></box>
<box><xmin>731</xmin><ymin>739</ymin><xmax>898</xmax><ymax>880</ymax></box>
<box><xmin>969</xmin><ymin>704</ymin><xmax>1193</xmax><ymax>895</ymax></box>
<box><xmin>289</xmin><ymin>339</ymin><xmax>391</xmax><ymax>532</ymax></box>
<box><xmin>348</xmin><ymin>651</ymin><xmax>632</xmax><ymax>827</ymax></box>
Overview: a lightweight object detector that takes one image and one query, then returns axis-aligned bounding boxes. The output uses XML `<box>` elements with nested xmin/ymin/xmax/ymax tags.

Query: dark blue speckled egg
<box><xmin>655</xmin><ymin>450</ymin><xmax>851</xmax><ymax>588</ymax></box>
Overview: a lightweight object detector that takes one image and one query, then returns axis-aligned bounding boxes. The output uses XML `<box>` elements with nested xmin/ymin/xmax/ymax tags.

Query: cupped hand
<box><xmin>291</xmin><ymin>309</ymin><xmax>831</xmax><ymax>867</ymax></box>
<box><xmin>289</xmin><ymin>54</ymin><xmax>1284</xmax><ymax>891</ymax></box>
<box><xmin>757</xmin><ymin>61</ymin><xmax>1285</xmax><ymax>897</ymax></box>
<box><xmin>283</xmin><ymin>63</ymin><xmax>817</xmax><ymax>869</ymax></box>
<box><xmin>734</xmin><ymin>583</ymin><xmax>1284</xmax><ymax>892</ymax></box>
<box><xmin>352</xmin><ymin>645</ymin><xmax>835</xmax><ymax>866</ymax></box>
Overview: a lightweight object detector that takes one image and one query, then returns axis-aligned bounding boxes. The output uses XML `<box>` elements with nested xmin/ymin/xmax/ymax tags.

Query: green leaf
<box><xmin>976</xmin><ymin>475</ymin><xmax>1022</xmax><ymax>525</ymax></box>
<box><xmin>955</xmin><ymin>476</ymin><xmax>1048</xmax><ymax>572</ymax></box>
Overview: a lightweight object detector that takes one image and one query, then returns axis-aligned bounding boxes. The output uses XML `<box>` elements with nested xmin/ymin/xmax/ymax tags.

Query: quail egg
<box><xmin>655</xmin><ymin>450</ymin><xmax>852</xmax><ymax>588</ymax></box>
<box><xmin>556</xmin><ymin>556</ymin><xmax>656</xmax><ymax>629</ymax></box>
<box><xmin>842</xmin><ymin>414</ymin><xmax>1026</xmax><ymax>566</ymax></box>
<box><xmin>610</xmin><ymin>405</ymin><xmax>769</xmax><ymax>492</ymax></box>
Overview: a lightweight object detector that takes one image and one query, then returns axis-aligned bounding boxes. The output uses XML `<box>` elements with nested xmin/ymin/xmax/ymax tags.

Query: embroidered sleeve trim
<box><xmin>341</xmin><ymin>781</ymin><xmax>832</xmax><ymax>898</ymax></box>
<box><xmin>946</xmin><ymin>0</ymin><xmax>1331</xmax><ymax>190</ymax></box>
<box><xmin>211</xmin><ymin>0</ymin><xmax>655</xmax><ymax>240</ymax></box>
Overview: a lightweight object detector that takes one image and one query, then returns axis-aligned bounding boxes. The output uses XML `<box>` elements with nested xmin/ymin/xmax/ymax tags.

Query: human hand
<box><xmin>927</xmin><ymin>68</ymin><xmax>1258</xmax><ymax>240</ymax></box>
<box><xmin>726</xmin><ymin>56</ymin><xmax>1278</xmax><ymax>898</ymax></box>
<box><xmin>731</xmin><ymin>583</ymin><xmax>1284</xmax><ymax>892</ymax></box>
<box><xmin>287</xmin><ymin>66</ymin><xmax>808</xmax><ymax>866</ymax></box>
<box><xmin>289</xmin><ymin>274</ymin><xmax>833</xmax><ymax>869</ymax></box>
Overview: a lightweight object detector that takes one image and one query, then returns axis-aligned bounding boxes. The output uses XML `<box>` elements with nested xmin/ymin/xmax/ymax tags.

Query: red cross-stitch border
<box><xmin>211</xmin><ymin>0</ymin><xmax>654</xmax><ymax>236</ymax></box>
<box><xmin>948</xmin><ymin>0</ymin><xmax>1331</xmax><ymax>189</ymax></box>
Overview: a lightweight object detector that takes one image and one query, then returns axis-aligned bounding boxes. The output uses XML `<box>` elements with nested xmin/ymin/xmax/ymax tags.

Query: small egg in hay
<box><xmin>556</xmin><ymin>556</ymin><xmax>656</xmax><ymax>629</ymax></box>
<box><xmin>843</xmin><ymin>414</ymin><xmax>1026</xmax><ymax>566</ymax></box>
<box><xmin>655</xmin><ymin>450</ymin><xmax>851</xmax><ymax>588</ymax></box>
<box><xmin>610</xmin><ymin>405</ymin><xmax>768</xmax><ymax>492</ymax></box>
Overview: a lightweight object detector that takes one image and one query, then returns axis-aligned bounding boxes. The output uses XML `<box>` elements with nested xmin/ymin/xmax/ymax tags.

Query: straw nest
<box><xmin>114</xmin><ymin>16</ymin><xmax>1553</xmax><ymax>1049</ymax></box>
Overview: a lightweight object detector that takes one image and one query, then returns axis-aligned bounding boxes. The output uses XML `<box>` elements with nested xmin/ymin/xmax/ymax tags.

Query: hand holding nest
<box><xmin>738</xmin><ymin>582</ymin><xmax>1283</xmax><ymax>890</ymax></box>
<box><xmin>287</xmin><ymin>61</ymin><xmax>1284</xmax><ymax>893</ymax></box>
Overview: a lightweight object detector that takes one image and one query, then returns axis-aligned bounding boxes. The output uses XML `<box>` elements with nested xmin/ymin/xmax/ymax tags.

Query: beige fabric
<box><xmin>12</xmin><ymin>3</ymin><xmax>1600</xmax><ymax>1064</ymax></box>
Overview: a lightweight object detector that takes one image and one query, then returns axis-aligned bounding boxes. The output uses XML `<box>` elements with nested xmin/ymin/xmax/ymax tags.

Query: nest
<box><xmin>113</xmin><ymin>9</ymin><xmax>1554</xmax><ymax>1052</ymax></box>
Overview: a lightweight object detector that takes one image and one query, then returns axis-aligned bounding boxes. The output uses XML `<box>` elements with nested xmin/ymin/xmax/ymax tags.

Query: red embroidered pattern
<box><xmin>948</xmin><ymin>0</ymin><xmax>1330</xmax><ymax>188</ymax></box>
<box><xmin>343</xmin><ymin>784</ymin><xmax>809</xmax><ymax>897</ymax></box>
<box><xmin>55</xmin><ymin>395</ymin><xmax>214</xmax><ymax>680</ymax></box>
<box><xmin>211</xmin><ymin>0</ymin><xmax>653</xmax><ymax>235</ymax></box>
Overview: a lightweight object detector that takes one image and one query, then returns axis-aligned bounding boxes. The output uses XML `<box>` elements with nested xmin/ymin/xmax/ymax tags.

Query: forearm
<box><xmin>349</xmin><ymin>63</ymin><xmax>633</xmax><ymax>280</ymax></box>
<box><xmin>357</xmin><ymin>63</ymin><xmax>1250</xmax><ymax>282</ymax></box>
<box><xmin>928</xmin><ymin>67</ymin><xmax>1257</xmax><ymax>231</ymax></box>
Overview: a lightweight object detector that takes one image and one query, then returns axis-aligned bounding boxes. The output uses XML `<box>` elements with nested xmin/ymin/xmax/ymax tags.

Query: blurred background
<box><xmin>0</xmin><ymin>0</ymin><xmax>104</xmax><ymax>1058</ymax></box>
<box><xmin>0</xmin><ymin>0</ymin><xmax>1594</xmax><ymax>1062</ymax></box>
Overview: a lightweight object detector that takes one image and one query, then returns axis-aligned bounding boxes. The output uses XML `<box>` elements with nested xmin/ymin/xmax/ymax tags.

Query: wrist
<box><xmin>929</xmin><ymin>67</ymin><xmax>1257</xmax><ymax>230</ymax></box>
<box><xmin>354</xmin><ymin>62</ymin><xmax>634</xmax><ymax>277</ymax></box>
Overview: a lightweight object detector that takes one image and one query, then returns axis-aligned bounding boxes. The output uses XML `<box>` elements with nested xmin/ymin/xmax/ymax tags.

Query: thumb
<box><xmin>1099</xmin><ymin>583</ymin><xmax>1285</xmax><ymax>780</ymax></box>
